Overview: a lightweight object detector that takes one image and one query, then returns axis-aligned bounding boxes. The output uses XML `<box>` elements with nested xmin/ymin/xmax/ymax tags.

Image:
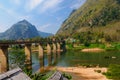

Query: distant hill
<box><xmin>57</xmin><ymin>0</ymin><xmax>120</xmax><ymax>41</ymax></box>
<box><xmin>0</xmin><ymin>20</ymin><xmax>53</xmax><ymax>40</ymax></box>
<box><xmin>38</xmin><ymin>31</ymin><xmax>53</xmax><ymax>38</ymax></box>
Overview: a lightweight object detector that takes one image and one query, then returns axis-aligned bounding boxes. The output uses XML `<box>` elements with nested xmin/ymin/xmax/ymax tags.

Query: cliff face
<box><xmin>57</xmin><ymin>0</ymin><xmax>120</xmax><ymax>37</ymax></box>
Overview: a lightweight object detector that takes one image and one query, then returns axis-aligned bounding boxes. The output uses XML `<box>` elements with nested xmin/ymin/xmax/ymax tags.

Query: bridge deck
<box><xmin>0</xmin><ymin>40</ymin><xmax>62</xmax><ymax>46</ymax></box>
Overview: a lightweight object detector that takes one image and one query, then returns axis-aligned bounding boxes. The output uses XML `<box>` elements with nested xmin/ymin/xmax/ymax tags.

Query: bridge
<box><xmin>0</xmin><ymin>40</ymin><xmax>66</xmax><ymax>74</ymax></box>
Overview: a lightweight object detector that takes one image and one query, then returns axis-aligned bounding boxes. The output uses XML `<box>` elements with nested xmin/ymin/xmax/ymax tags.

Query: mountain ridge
<box><xmin>0</xmin><ymin>20</ymin><xmax>53</xmax><ymax>40</ymax></box>
<box><xmin>57</xmin><ymin>0</ymin><xmax>120</xmax><ymax>39</ymax></box>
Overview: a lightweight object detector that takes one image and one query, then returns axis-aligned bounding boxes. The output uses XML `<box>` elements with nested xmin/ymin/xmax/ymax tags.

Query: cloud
<box><xmin>9</xmin><ymin>0</ymin><xmax>21</xmax><ymax>5</ymax></box>
<box><xmin>26</xmin><ymin>0</ymin><xmax>44</xmax><ymax>11</ymax></box>
<box><xmin>38</xmin><ymin>24</ymin><xmax>52</xmax><ymax>31</ymax></box>
<box><xmin>40</xmin><ymin>0</ymin><xmax>63</xmax><ymax>13</ymax></box>
<box><xmin>0</xmin><ymin>23</ymin><xmax>9</xmax><ymax>32</ymax></box>
<box><xmin>0</xmin><ymin>3</ymin><xmax>31</xmax><ymax>20</ymax></box>
<box><xmin>0</xmin><ymin>4</ymin><xmax>16</xmax><ymax>18</ymax></box>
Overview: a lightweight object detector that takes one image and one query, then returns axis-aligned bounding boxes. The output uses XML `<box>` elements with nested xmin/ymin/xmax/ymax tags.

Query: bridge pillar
<box><xmin>47</xmin><ymin>44</ymin><xmax>51</xmax><ymax>55</ymax></box>
<box><xmin>24</xmin><ymin>44</ymin><xmax>32</xmax><ymax>69</ymax></box>
<box><xmin>38</xmin><ymin>44</ymin><xmax>44</xmax><ymax>57</ymax></box>
<box><xmin>53</xmin><ymin>43</ymin><xmax>57</xmax><ymax>53</ymax></box>
<box><xmin>38</xmin><ymin>44</ymin><xmax>44</xmax><ymax>72</ymax></box>
<box><xmin>0</xmin><ymin>45</ymin><xmax>9</xmax><ymax>73</ymax></box>
<box><xmin>57</xmin><ymin>43</ymin><xmax>61</xmax><ymax>52</ymax></box>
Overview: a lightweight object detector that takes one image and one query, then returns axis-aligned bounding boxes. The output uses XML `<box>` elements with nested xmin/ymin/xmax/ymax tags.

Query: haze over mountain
<box><xmin>0</xmin><ymin>20</ymin><xmax>53</xmax><ymax>40</ymax></box>
<box><xmin>57</xmin><ymin>0</ymin><xmax>120</xmax><ymax>41</ymax></box>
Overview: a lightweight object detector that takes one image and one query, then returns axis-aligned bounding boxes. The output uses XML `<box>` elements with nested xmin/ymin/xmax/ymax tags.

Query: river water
<box><xmin>32</xmin><ymin>50</ymin><xmax>120</xmax><ymax>72</ymax></box>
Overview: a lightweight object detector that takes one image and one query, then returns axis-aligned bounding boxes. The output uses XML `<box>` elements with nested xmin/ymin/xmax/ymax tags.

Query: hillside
<box><xmin>57</xmin><ymin>0</ymin><xmax>120</xmax><ymax>41</ymax></box>
<box><xmin>0</xmin><ymin>20</ymin><xmax>53</xmax><ymax>40</ymax></box>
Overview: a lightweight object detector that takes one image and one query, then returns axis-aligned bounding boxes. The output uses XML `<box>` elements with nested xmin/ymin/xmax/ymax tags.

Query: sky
<box><xmin>0</xmin><ymin>0</ymin><xmax>86</xmax><ymax>34</ymax></box>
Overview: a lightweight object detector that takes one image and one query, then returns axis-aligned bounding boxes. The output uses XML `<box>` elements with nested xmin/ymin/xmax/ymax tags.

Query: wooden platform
<box><xmin>0</xmin><ymin>68</ymin><xmax>68</xmax><ymax>80</ymax></box>
<box><xmin>0</xmin><ymin>68</ymin><xmax>31</xmax><ymax>80</ymax></box>
<box><xmin>48</xmin><ymin>71</ymin><xmax>68</xmax><ymax>80</ymax></box>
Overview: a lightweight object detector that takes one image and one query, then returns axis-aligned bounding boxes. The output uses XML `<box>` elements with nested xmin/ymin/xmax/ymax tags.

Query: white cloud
<box><xmin>38</xmin><ymin>24</ymin><xmax>52</xmax><ymax>31</ymax></box>
<box><xmin>26</xmin><ymin>0</ymin><xmax>44</xmax><ymax>11</ymax></box>
<box><xmin>0</xmin><ymin>4</ymin><xmax>16</xmax><ymax>18</ymax></box>
<box><xmin>0</xmin><ymin>3</ymin><xmax>31</xmax><ymax>21</ymax></box>
<box><xmin>40</xmin><ymin>0</ymin><xmax>63</xmax><ymax>13</ymax></box>
<box><xmin>0</xmin><ymin>23</ymin><xmax>9</xmax><ymax>32</ymax></box>
<box><xmin>9</xmin><ymin>0</ymin><xmax>21</xmax><ymax>5</ymax></box>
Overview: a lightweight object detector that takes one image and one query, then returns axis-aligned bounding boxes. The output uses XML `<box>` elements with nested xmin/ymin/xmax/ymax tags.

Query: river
<box><xmin>31</xmin><ymin>50</ymin><xmax>120</xmax><ymax>72</ymax></box>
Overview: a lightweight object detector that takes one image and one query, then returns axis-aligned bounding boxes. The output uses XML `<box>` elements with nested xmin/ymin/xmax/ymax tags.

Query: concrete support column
<box><xmin>0</xmin><ymin>45</ymin><xmax>9</xmax><ymax>73</ymax></box>
<box><xmin>47</xmin><ymin>43</ymin><xmax>51</xmax><ymax>55</ymax></box>
<box><xmin>24</xmin><ymin>44</ymin><xmax>32</xmax><ymax>69</ymax></box>
<box><xmin>38</xmin><ymin>44</ymin><xmax>43</xmax><ymax>57</ymax></box>
<box><xmin>52</xmin><ymin>43</ymin><xmax>57</xmax><ymax>53</ymax></box>
<box><xmin>57</xmin><ymin>42</ymin><xmax>61</xmax><ymax>52</ymax></box>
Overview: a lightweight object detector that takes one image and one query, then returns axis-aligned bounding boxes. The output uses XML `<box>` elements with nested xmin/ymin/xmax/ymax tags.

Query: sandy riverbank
<box><xmin>46</xmin><ymin>66</ymin><xmax>108</xmax><ymax>80</ymax></box>
<box><xmin>81</xmin><ymin>48</ymin><xmax>105</xmax><ymax>52</ymax></box>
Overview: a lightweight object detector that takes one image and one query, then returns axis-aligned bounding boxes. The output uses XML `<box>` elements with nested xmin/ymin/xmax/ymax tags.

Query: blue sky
<box><xmin>0</xmin><ymin>0</ymin><xmax>86</xmax><ymax>34</ymax></box>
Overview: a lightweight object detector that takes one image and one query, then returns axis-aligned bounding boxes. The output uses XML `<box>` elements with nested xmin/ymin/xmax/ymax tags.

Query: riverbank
<box><xmin>81</xmin><ymin>48</ymin><xmax>105</xmax><ymax>52</ymax></box>
<box><xmin>43</xmin><ymin>66</ymin><xmax>108</xmax><ymax>80</ymax></box>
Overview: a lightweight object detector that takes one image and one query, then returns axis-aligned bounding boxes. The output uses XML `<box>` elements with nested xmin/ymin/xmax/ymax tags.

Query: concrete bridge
<box><xmin>0</xmin><ymin>40</ymin><xmax>66</xmax><ymax>74</ymax></box>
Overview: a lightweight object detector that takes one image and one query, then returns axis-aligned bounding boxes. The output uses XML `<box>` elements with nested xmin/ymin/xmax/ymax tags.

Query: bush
<box><xmin>104</xmin><ymin>64</ymin><xmax>120</xmax><ymax>79</ymax></box>
<box><xmin>84</xmin><ymin>42</ymin><xmax>90</xmax><ymax>47</ymax></box>
<box><xmin>62</xmin><ymin>73</ymin><xmax>72</xmax><ymax>80</ymax></box>
<box><xmin>94</xmin><ymin>70</ymin><xmax>101</xmax><ymax>73</ymax></box>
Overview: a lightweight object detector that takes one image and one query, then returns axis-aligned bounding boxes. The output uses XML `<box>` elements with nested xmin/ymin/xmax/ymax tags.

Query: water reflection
<box><xmin>47</xmin><ymin>55</ymin><xmax>52</xmax><ymax>66</ymax></box>
<box><xmin>57</xmin><ymin>51</ymin><xmax>61</xmax><ymax>59</ymax></box>
<box><xmin>53</xmin><ymin>52</ymin><xmax>57</xmax><ymax>64</ymax></box>
<box><xmin>10</xmin><ymin>50</ymin><xmax>120</xmax><ymax>73</ymax></box>
<box><xmin>39</xmin><ymin>56</ymin><xmax>44</xmax><ymax>73</ymax></box>
<box><xmin>31</xmin><ymin>51</ymin><xmax>60</xmax><ymax>73</ymax></box>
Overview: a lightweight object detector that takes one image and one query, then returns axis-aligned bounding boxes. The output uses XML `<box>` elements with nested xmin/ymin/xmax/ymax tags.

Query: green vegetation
<box><xmin>9</xmin><ymin>47</ymin><xmax>55</xmax><ymax>80</ymax></box>
<box><xmin>25</xmin><ymin>70</ymin><xmax>54</xmax><ymax>80</ymax></box>
<box><xmin>94</xmin><ymin>70</ymin><xmax>102</xmax><ymax>73</ymax></box>
<box><xmin>9</xmin><ymin>47</ymin><xmax>72</xmax><ymax>80</ymax></box>
<box><xmin>57</xmin><ymin>0</ymin><xmax>120</xmax><ymax>42</ymax></box>
<box><xmin>66</xmin><ymin>42</ymin><xmax>120</xmax><ymax>51</ymax></box>
<box><xmin>104</xmin><ymin>64</ymin><xmax>120</xmax><ymax>80</ymax></box>
<box><xmin>62</xmin><ymin>73</ymin><xmax>72</xmax><ymax>80</ymax></box>
<box><xmin>9</xmin><ymin>48</ymin><xmax>25</xmax><ymax>69</ymax></box>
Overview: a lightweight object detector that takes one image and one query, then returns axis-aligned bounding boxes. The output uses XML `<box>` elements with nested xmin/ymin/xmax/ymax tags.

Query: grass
<box><xmin>66</xmin><ymin>42</ymin><xmax>120</xmax><ymax>51</ymax></box>
<box><xmin>105</xmin><ymin>42</ymin><xmax>120</xmax><ymax>51</ymax></box>
<box><xmin>62</xmin><ymin>72</ymin><xmax>72</xmax><ymax>80</ymax></box>
<box><xmin>103</xmin><ymin>64</ymin><xmax>120</xmax><ymax>80</ymax></box>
